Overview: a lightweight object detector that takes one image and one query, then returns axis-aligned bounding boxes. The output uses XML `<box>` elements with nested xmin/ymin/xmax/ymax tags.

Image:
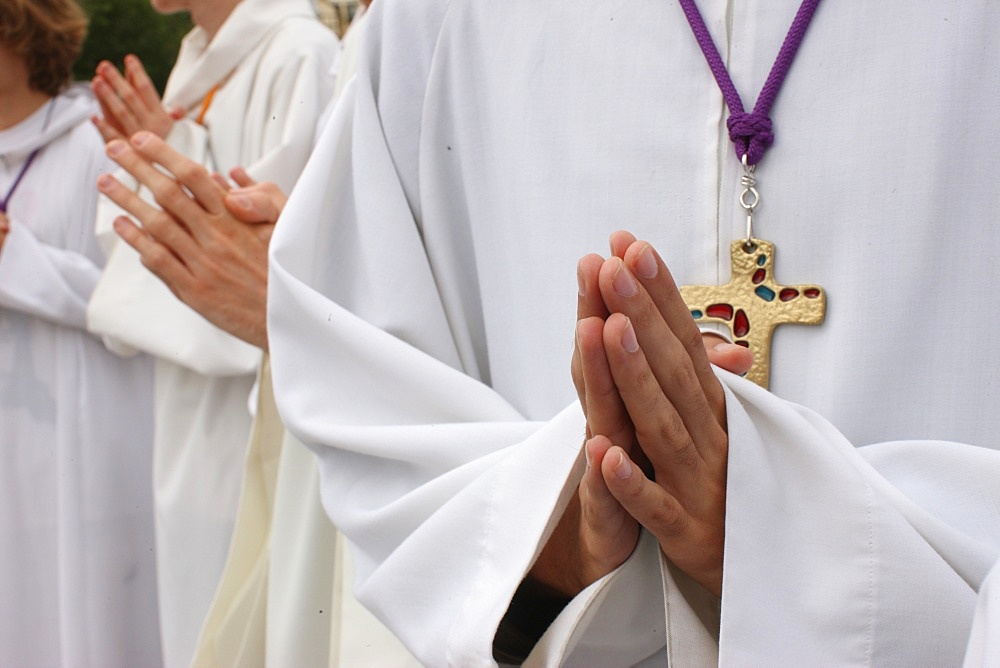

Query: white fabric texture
<box><xmin>268</xmin><ymin>0</ymin><xmax>1000</xmax><ymax>665</ymax></box>
<box><xmin>85</xmin><ymin>1</ymin><xmax>339</xmax><ymax>665</ymax></box>
<box><xmin>0</xmin><ymin>86</ymin><xmax>159</xmax><ymax>666</ymax></box>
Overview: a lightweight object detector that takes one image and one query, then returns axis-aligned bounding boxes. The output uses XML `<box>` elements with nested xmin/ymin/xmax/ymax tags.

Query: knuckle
<box><xmin>153</xmin><ymin>187</ymin><xmax>185</xmax><ymax>213</ymax></box>
<box><xmin>665</xmin><ymin>355</ymin><xmax>700</xmax><ymax>390</ymax></box>
<box><xmin>667</xmin><ymin>435</ymin><xmax>701</xmax><ymax>470</ymax></box>
<box><xmin>680</xmin><ymin>326</ymin><xmax>706</xmax><ymax>356</ymax></box>
<box><xmin>647</xmin><ymin>498</ymin><xmax>688</xmax><ymax>536</ymax></box>
<box><xmin>140</xmin><ymin>243</ymin><xmax>171</xmax><ymax>271</ymax></box>
<box><xmin>203</xmin><ymin>233</ymin><xmax>231</xmax><ymax>259</ymax></box>
<box><xmin>176</xmin><ymin>162</ymin><xmax>205</xmax><ymax>183</ymax></box>
<box><xmin>632</xmin><ymin>301</ymin><xmax>659</xmax><ymax>331</ymax></box>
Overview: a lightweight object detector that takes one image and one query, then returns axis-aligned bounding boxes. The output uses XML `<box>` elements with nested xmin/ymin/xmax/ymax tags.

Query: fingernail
<box><xmin>634</xmin><ymin>244</ymin><xmax>658</xmax><ymax>279</ymax></box>
<box><xmin>230</xmin><ymin>194</ymin><xmax>252</xmax><ymax>210</ymax></box>
<box><xmin>106</xmin><ymin>141</ymin><xmax>125</xmax><ymax>157</ymax></box>
<box><xmin>612</xmin><ymin>260</ymin><xmax>637</xmax><ymax>297</ymax></box>
<box><xmin>96</xmin><ymin>174</ymin><xmax>114</xmax><ymax>191</ymax></box>
<box><xmin>576</xmin><ymin>265</ymin><xmax>586</xmax><ymax>296</ymax></box>
<box><xmin>132</xmin><ymin>132</ymin><xmax>150</xmax><ymax>147</ymax></box>
<box><xmin>613</xmin><ymin>450</ymin><xmax>633</xmax><ymax>479</ymax></box>
<box><xmin>621</xmin><ymin>318</ymin><xmax>639</xmax><ymax>353</ymax></box>
<box><xmin>584</xmin><ymin>446</ymin><xmax>592</xmax><ymax>470</ymax></box>
<box><xmin>714</xmin><ymin>341</ymin><xmax>736</xmax><ymax>353</ymax></box>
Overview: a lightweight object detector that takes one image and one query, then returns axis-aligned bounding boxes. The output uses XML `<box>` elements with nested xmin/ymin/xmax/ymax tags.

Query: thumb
<box><xmin>224</xmin><ymin>189</ymin><xmax>285</xmax><ymax>225</ymax></box>
<box><xmin>702</xmin><ymin>333</ymin><xmax>754</xmax><ymax>377</ymax></box>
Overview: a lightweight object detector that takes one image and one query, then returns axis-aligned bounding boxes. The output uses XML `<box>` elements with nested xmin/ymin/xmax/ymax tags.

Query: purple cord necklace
<box><xmin>0</xmin><ymin>148</ymin><xmax>42</xmax><ymax>215</ymax></box>
<box><xmin>675</xmin><ymin>0</ymin><xmax>827</xmax><ymax>390</ymax></box>
<box><xmin>1</xmin><ymin>99</ymin><xmax>55</xmax><ymax>215</ymax></box>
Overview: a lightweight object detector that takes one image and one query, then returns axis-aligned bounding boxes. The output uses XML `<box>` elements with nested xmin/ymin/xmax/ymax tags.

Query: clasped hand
<box><xmin>91</xmin><ymin>55</ymin><xmax>182</xmax><ymax>143</ymax></box>
<box><xmin>97</xmin><ymin>132</ymin><xmax>287</xmax><ymax>350</ymax></box>
<box><xmin>534</xmin><ymin>232</ymin><xmax>751</xmax><ymax>599</ymax></box>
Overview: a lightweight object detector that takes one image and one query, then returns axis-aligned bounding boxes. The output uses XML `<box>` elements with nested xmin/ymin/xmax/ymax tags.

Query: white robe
<box><xmin>194</xmin><ymin>8</ymin><xmax>418</xmax><ymax>664</ymax></box>
<box><xmin>269</xmin><ymin>0</ymin><xmax>1000</xmax><ymax>665</ymax></box>
<box><xmin>85</xmin><ymin>1</ymin><xmax>338</xmax><ymax>664</ymax></box>
<box><xmin>0</xmin><ymin>86</ymin><xmax>159</xmax><ymax>666</ymax></box>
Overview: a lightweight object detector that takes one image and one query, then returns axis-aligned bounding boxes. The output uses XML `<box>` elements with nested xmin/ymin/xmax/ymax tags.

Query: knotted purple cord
<box><xmin>678</xmin><ymin>0</ymin><xmax>822</xmax><ymax>165</ymax></box>
<box><xmin>0</xmin><ymin>148</ymin><xmax>42</xmax><ymax>214</ymax></box>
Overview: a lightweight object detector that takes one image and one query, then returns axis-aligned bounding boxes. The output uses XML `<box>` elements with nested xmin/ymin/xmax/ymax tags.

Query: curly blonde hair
<box><xmin>0</xmin><ymin>0</ymin><xmax>88</xmax><ymax>96</ymax></box>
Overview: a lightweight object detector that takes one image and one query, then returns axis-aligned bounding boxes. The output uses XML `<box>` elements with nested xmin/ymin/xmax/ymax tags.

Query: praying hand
<box><xmin>96</xmin><ymin>132</ymin><xmax>282</xmax><ymax>350</ymax></box>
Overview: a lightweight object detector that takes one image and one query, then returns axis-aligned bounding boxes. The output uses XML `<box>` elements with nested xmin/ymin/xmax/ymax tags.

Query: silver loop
<box><xmin>739</xmin><ymin>154</ymin><xmax>758</xmax><ymax>242</ymax></box>
<box><xmin>740</xmin><ymin>186</ymin><xmax>760</xmax><ymax>211</ymax></box>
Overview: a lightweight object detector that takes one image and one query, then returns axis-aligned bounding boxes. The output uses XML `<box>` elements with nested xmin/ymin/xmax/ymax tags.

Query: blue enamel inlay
<box><xmin>755</xmin><ymin>286</ymin><xmax>776</xmax><ymax>302</ymax></box>
<box><xmin>757</xmin><ymin>254</ymin><xmax>767</xmax><ymax>266</ymax></box>
<box><xmin>690</xmin><ymin>309</ymin><xmax>703</xmax><ymax>319</ymax></box>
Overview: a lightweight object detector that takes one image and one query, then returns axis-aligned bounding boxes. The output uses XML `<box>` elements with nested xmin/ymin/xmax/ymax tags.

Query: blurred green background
<box><xmin>74</xmin><ymin>0</ymin><xmax>192</xmax><ymax>93</ymax></box>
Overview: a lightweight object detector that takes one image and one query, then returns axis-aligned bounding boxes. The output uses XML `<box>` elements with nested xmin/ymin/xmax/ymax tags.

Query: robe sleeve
<box><xmin>269</xmin><ymin>8</ymin><xmax>590</xmax><ymax>662</ymax></box>
<box><xmin>0</xmin><ymin>222</ymin><xmax>101</xmax><ymax>329</ymax></box>
<box><xmin>268</xmin><ymin>3</ymin><xmax>1000</xmax><ymax>665</ymax></box>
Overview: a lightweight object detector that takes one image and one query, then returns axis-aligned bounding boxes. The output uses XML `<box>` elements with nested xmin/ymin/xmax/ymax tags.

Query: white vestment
<box><xmin>0</xmin><ymin>86</ymin><xmax>159</xmax><ymax>666</ymax></box>
<box><xmin>85</xmin><ymin>1</ymin><xmax>338</xmax><ymax>664</ymax></box>
<box><xmin>194</xmin><ymin>9</ymin><xmax>418</xmax><ymax>664</ymax></box>
<box><xmin>269</xmin><ymin>0</ymin><xmax>1000</xmax><ymax>665</ymax></box>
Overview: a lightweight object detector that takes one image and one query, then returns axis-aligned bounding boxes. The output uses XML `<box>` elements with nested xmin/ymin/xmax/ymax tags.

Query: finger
<box><xmin>129</xmin><ymin>132</ymin><xmax>227</xmax><ymax>218</ymax></box>
<box><xmin>600</xmin><ymin>444</ymin><xmax>724</xmax><ymax>596</ymax></box>
<box><xmin>581</xmin><ymin>437</ymin><xmax>622</xmax><ymax>520</ymax></box>
<box><xmin>90</xmin><ymin>113</ymin><xmax>125</xmax><ymax>144</ymax></box>
<box><xmin>96</xmin><ymin>171</ymin><xmax>201</xmax><ymax>263</ymax></box>
<box><xmin>92</xmin><ymin>75</ymin><xmax>138</xmax><ymax>136</ymax></box>
<box><xmin>211</xmin><ymin>173</ymin><xmax>232</xmax><ymax>191</ymax></box>
<box><xmin>112</xmin><ymin>216</ymin><xmax>194</xmax><ymax>297</ymax></box>
<box><xmin>572</xmin><ymin>254</ymin><xmax>610</xmax><ymax>415</ymax></box>
<box><xmin>224</xmin><ymin>186</ymin><xmax>286</xmax><ymax>224</ymax></box>
<box><xmin>577</xmin><ymin>254</ymin><xmax>608</xmax><ymax>321</ymax></box>
<box><xmin>608</xmin><ymin>230</ymin><xmax>637</xmax><ymax>259</ymax></box>
<box><xmin>228</xmin><ymin>167</ymin><xmax>256</xmax><ymax>188</ymax></box>
<box><xmin>578</xmin><ymin>437</ymin><xmax>640</xmax><ymax>569</ymax></box>
<box><xmin>599</xmin><ymin>259</ymin><xmax>726</xmax><ymax>459</ymax></box>
<box><xmin>96</xmin><ymin>62</ymin><xmax>145</xmax><ymax>134</ymax></box>
<box><xmin>90</xmin><ymin>77</ymin><xmax>123</xmax><ymax>134</ymax></box>
<box><xmin>101</xmin><ymin>59</ymin><xmax>150</xmax><ymax>115</ymax></box>
<box><xmin>602</xmin><ymin>313</ymin><xmax>718</xmax><ymax>495</ymax></box>
<box><xmin>702</xmin><ymin>333</ymin><xmax>754</xmax><ymax>377</ymax></box>
<box><xmin>124</xmin><ymin>55</ymin><xmax>162</xmax><ymax>113</ymax></box>
<box><xmin>577</xmin><ymin>317</ymin><xmax>633</xmax><ymax>452</ymax></box>
<box><xmin>623</xmin><ymin>241</ymin><xmax>726</xmax><ymax>414</ymax></box>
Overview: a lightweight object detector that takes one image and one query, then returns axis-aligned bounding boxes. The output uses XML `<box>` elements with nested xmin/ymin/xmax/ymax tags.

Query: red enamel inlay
<box><xmin>706</xmin><ymin>303</ymin><xmax>734</xmax><ymax>320</ymax></box>
<box><xmin>779</xmin><ymin>287</ymin><xmax>799</xmax><ymax>301</ymax></box>
<box><xmin>752</xmin><ymin>268</ymin><xmax>766</xmax><ymax>284</ymax></box>
<box><xmin>804</xmin><ymin>288</ymin><xmax>821</xmax><ymax>298</ymax></box>
<box><xmin>734</xmin><ymin>309</ymin><xmax>750</xmax><ymax>337</ymax></box>
<box><xmin>735</xmin><ymin>340</ymin><xmax>750</xmax><ymax>348</ymax></box>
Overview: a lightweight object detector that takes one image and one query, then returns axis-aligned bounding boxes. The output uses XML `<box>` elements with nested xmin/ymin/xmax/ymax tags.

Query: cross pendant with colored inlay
<box><xmin>679</xmin><ymin>238</ymin><xmax>825</xmax><ymax>389</ymax></box>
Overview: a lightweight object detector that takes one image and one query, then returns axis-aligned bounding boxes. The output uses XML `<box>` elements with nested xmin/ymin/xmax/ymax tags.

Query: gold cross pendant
<box><xmin>679</xmin><ymin>238</ymin><xmax>825</xmax><ymax>389</ymax></box>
